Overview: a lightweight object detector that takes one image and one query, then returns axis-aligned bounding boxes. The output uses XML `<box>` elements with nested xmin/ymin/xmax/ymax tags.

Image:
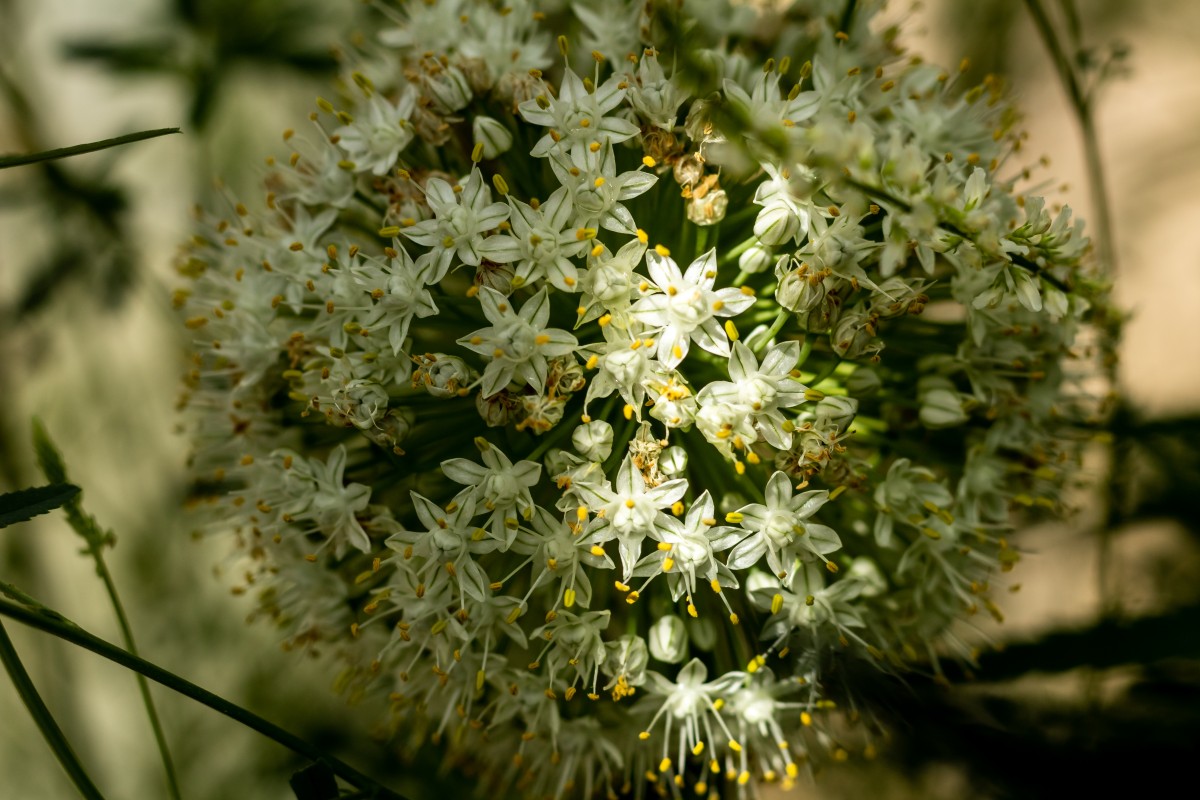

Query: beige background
<box><xmin>2</xmin><ymin>1</ymin><xmax>1198</xmax><ymax>797</ymax></box>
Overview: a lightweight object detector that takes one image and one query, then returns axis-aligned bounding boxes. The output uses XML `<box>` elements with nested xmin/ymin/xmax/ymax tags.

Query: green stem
<box><xmin>0</xmin><ymin>127</ymin><xmax>180</xmax><ymax>169</ymax></box>
<box><xmin>0</xmin><ymin>620</ymin><xmax>105</xmax><ymax>799</ymax></box>
<box><xmin>748</xmin><ymin>308</ymin><xmax>791</xmax><ymax>354</ymax></box>
<box><xmin>89</xmin><ymin>555</ymin><xmax>182</xmax><ymax>800</ymax></box>
<box><xmin>0</xmin><ymin>599</ymin><xmax>406</xmax><ymax>800</ymax></box>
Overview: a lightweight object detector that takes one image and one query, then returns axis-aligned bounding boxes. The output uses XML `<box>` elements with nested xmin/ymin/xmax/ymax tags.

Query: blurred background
<box><xmin>1</xmin><ymin>1</ymin><xmax>1199</xmax><ymax>798</ymax></box>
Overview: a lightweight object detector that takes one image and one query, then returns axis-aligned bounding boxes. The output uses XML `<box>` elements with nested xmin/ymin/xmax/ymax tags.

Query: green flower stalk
<box><xmin>176</xmin><ymin>0</ymin><xmax>1105</xmax><ymax>796</ymax></box>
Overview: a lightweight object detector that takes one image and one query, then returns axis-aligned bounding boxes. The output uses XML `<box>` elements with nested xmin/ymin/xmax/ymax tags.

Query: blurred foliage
<box><xmin>2</xmin><ymin>1</ymin><xmax>1199</xmax><ymax>798</ymax></box>
<box><xmin>59</xmin><ymin>0</ymin><xmax>355</xmax><ymax>131</ymax></box>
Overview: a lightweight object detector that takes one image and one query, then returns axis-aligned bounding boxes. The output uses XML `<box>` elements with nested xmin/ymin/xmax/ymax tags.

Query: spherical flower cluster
<box><xmin>177</xmin><ymin>1</ymin><xmax>1102</xmax><ymax>797</ymax></box>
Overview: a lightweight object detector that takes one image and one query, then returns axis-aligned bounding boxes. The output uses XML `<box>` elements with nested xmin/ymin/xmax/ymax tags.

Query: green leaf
<box><xmin>0</xmin><ymin>622</ymin><xmax>106</xmax><ymax>799</ymax></box>
<box><xmin>31</xmin><ymin>417</ymin><xmax>67</xmax><ymax>485</ymax></box>
<box><xmin>0</xmin><ymin>127</ymin><xmax>180</xmax><ymax>170</ymax></box>
<box><xmin>0</xmin><ymin>484</ymin><xmax>80</xmax><ymax>529</ymax></box>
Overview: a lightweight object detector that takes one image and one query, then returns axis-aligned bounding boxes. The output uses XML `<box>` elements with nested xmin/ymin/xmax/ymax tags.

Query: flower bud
<box><xmin>775</xmin><ymin>267</ymin><xmax>827</xmax><ymax>314</ymax></box>
<box><xmin>919</xmin><ymin>387</ymin><xmax>968</xmax><ymax>428</ymax></box>
<box><xmin>832</xmin><ymin>308</ymin><xmax>882</xmax><ymax>359</ymax></box>
<box><xmin>659</xmin><ymin>446</ymin><xmax>688</xmax><ymax>476</ymax></box>
<box><xmin>753</xmin><ymin>203</ymin><xmax>801</xmax><ymax>246</ymax></box>
<box><xmin>423</xmin><ymin>65</ymin><xmax>472</xmax><ymax>113</ymax></box>
<box><xmin>846</xmin><ymin>557</ymin><xmax>887</xmax><ymax>598</ymax></box>
<box><xmin>572</xmin><ymin>419</ymin><xmax>614</xmax><ymax>462</ymax></box>
<box><xmin>648</xmin><ymin>616</ymin><xmax>688</xmax><ymax>663</ymax></box>
<box><xmin>603</xmin><ymin>635</ymin><xmax>648</xmax><ymax>686</ymax></box>
<box><xmin>472</xmin><ymin>115</ymin><xmax>514</xmax><ymax>159</ymax></box>
<box><xmin>845</xmin><ymin>365</ymin><xmax>882</xmax><ymax>396</ymax></box>
<box><xmin>476</xmin><ymin>388</ymin><xmax>519</xmax><ymax>427</ymax></box>
<box><xmin>815</xmin><ymin>395</ymin><xmax>858</xmax><ymax>433</ymax></box>
<box><xmin>686</xmin><ymin>187</ymin><xmax>728</xmax><ymax>226</ymax></box>
<box><xmin>421</xmin><ymin>354</ymin><xmax>474</xmax><ymax>398</ymax></box>
<box><xmin>738</xmin><ymin>244</ymin><xmax>774</xmax><ymax>274</ymax></box>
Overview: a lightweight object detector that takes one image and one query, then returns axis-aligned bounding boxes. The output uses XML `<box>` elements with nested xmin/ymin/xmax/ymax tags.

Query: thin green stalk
<box><xmin>0</xmin><ymin>599</ymin><xmax>406</xmax><ymax>800</ymax></box>
<box><xmin>33</xmin><ymin>422</ymin><xmax>182</xmax><ymax>800</ymax></box>
<box><xmin>0</xmin><ymin>127</ymin><xmax>180</xmax><ymax>169</ymax></box>
<box><xmin>90</xmin><ymin>561</ymin><xmax>182</xmax><ymax>800</ymax></box>
<box><xmin>0</xmin><ymin>620</ymin><xmax>105</xmax><ymax>799</ymax></box>
<box><xmin>749</xmin><ymin>308</ymin><xmax>791</xmax><ymax>353</ymax></box>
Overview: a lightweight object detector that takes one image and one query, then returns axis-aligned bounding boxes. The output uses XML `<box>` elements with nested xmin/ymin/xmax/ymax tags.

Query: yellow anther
<box><xmin>623</xmin><ymin>404</ymin><xmax>634</xmax><ymax>420</ymax></box>
<box><xmin>671</xmin><ymin>501</ymin><xmax>684</xmax><ymax>516</ymax></box>
<box><xmin>687</xmin><ymin>603</ymin><xmax>698</xmax><ymax>618</ymax></box>
<box><xmin>729</xmin><ymin>612</ymin><xmax>740</xmax><ymax>624</ymax></box>
<box><xmin>738</xmin><ymin>771</ymin><xmax>751</xmax><ymax>785</ymax></box>
<box><xmin>654</xmin><ymin>244</ymin><xmax>671</xmax><ymax>257</ymax></box>
<box><xmin>506</xmin><ymin>607</ymin><xmax>522</xmax><ymax>624</ymax></box>
<box><xmin>800</xmin><ymin>711</ymin><xmax>812</xmax><ymax>726</ymax></box>
<box><xmin>771</xmin><ymin>593</ymin><xmax>784</xmax><ymax>614</ymax></box>
<box><xmin>724</xmin><ymin>320</ymin><xmax>739</xmax><ymax>341</ymax></box>
<box><xmin>590</xmin><ymin>545</ymin><xmax>606</xmax><ymax>557</ymax></box>
<box><xmin>725</xmin><ymin>511</ymin><xmax>744</xmax><ymax>524</ymax></box>
<box><xmin>657</xmin><ymin>542</ymin><xmax>673</xmax><ymax>552</ymax></box>
<box><xmin>662</xmin><ymin>558</ymin><xmax>675</xmax><ymax>572</ymax></box>
<box><xmin>492</xmin><ymin>174</ymin><xmax>509</xmax><ymax>195</ymax></box>
<box><xmin>471</xmin><ymin>142</ymin><xmax>484</xmax><ymax>162</ymax></box>
<box><xmin>660</xmin><ymin>757</ymin><xmax>672</xmax><ymax>773</ymax></box>
<box><xmin>692</xmin><ymin>741</ymin><xmax>705</xmax><ymax>756</ymax></box>
<box><xmin>639</xmin><ymin>731</ymin><xmax>651</xmax><ymax>740</ymax></box>
<box><xmin>586</xmin><ymin>354</ymin><xmax>599</xmax><ymax>369</ymax></box>
<box><xmin>615</xmin><ymin>581</ymin><xmax>631</xmax><ymax>592</ymax></box>
<box><xmin>636</xmin><ymin>229</ymin><xmax>649</xmax><ymax>244</ymax></box>
<box><xmin>535</xmin><ymin>334</ymin><xmax>551</xmax><ymax>345</ymax></box>
<box><xmin>711</xmin><ymin>300</ymin><xmax>725</xmax><ymax>311</ymax></box>
<box><xmin>591</xmin><ymin>243</ymin><xmax>604</xmax><ymax>257</ymax></box>
<box><xmin>564</xmin><ymin>588</ymin><xmax>577</xmax><ymax>608</ymax></box>
<box><xmin>599</xmin><ymin>313</ymin><xmax>612</xmax><ymax>326</ymax></box>
<box><xmin>710</xmin><ymin>579</ymin><xmax>722</xmax><ymax>593</ymax></box>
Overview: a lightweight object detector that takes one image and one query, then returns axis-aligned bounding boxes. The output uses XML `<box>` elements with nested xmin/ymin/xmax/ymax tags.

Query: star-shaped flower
<box><xmin>457</xmin><ymin>286</ymin><xmax>578</xmax><ymax>398</ymax></box>
<box><xmin>401</xmin><ymin>169</ymin><xmax>510</xmax><ymax>283</ymax></box>
<box><xmin>630</xmin><ymin>248</ymin><xmax>756</xmax><ymax>368</ymax></box>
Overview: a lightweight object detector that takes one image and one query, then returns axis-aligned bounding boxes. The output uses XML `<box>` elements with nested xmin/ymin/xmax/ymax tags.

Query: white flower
<box><xmin>626</xmin><ymin>49</ymin><xmax>687</xmax><ymax>131</ymax></box>
<box><xmin>511</xmin><ymin>506</ymin><xmax>613</xmax><ymax>611</ymax></box>
<box><xmin>353</xmin><ymin>245</ymin><xmax>439</xmax><ymax>356</ymax></box>
<box><xmin>727</xmin><ymin>471</ymin><xmax>841</xmax><ymax>579</ymax></box>
<box><xmin>696</xmin><ymin>341</ymin><xmax>809</xmax><ymax>449</ymax></box>
<box><xmin>457</xmin><ymin>286</ymin><xmax>578</xmax><ymax>398</ymax></box>
<box><xmin>549</xmin><ymin>142</ymin><xmax>657</xmax><ymax>235</ymax></box>
<box><xmin>576</xmin><ymin>238</ymin><xmax>648</xmax><ymax>324</ymax></box>
<box><xmin>477</xmin><ymin>187</ymin><xmax>589</xmax><ymax>291</ymax></box>
<box><xmin>332</xmin><ymin>89</ymin><xmax>416</xmax><ymax>176</ymax></box>
<box><xmin>440</xmin><ymin>438</ymin><xmax>541</xmax><ymax>547</ymax></box>
<box><xmin>633</xmin><ymin>491</ymin><xmax>742</xmax><ymax>604</ymax></box>
<box><xmin>630</xmin><ymin>248</ymin><xmax>756</xmax><ymax>368</ymax></box>
<box><xmin>573</xmin><ymin>456</ymin><xmax>688</xmax><ymax>580</ymax></box>
<box><xmin>518</xmin><ymin>68</ymin><xmax>640</xmax><ymax>160</ymax></box>
<box><xmin>307</xmin><ymin>445</ymin><xmax>372</xmax><ymax>556</ymax></box>
<box><xmin>640</xmin><ymin>658</ymin><xmax>746</xmax><ymax>770</ymax></box>
<box><xmin>401</xmin><ymin>169</ymin><xmax>510</xmax><ymax>282</ymax></box>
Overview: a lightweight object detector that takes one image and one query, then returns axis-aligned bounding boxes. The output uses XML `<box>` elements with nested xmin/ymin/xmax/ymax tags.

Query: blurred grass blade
<box><xmin>0</xmin><ymin>127</ymin><xmax>180</xmax><ymax>169</ymax></box>
<box><xmin>0</xmin><ymin>598</ymin><xmax>408</xmax><ymax>800</ymax></box>
<box><xmin>0</xmin><ymin>621</ymin><xmax>106</xmax><ymax>799</ymax></box>
<box><xmin>0</xmin><ymin>484</ymin><xmax>80</xmax><ymax>528</ymax></box>
<box><xmin>31</xmin><ymin>420</ymin><xmax>183</xmax><ymax>800</ymax></box>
